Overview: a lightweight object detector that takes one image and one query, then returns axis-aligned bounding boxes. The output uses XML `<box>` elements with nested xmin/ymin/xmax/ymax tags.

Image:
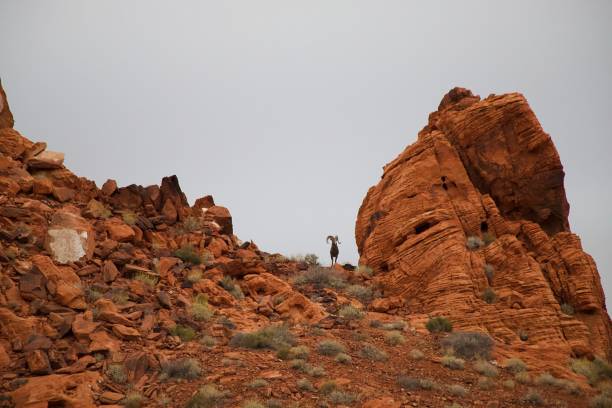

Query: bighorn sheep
<box><xmin>326</xmin><ymin>235</ymin><xmax>340</xmax><ymax>266</ymax></box>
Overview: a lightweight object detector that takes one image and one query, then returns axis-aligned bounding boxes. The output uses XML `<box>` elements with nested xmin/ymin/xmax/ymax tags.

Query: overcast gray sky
<box><xmin>1</xmin><ymin>1</ymin><xmax>611</xmax><ymax>300</ymax></box>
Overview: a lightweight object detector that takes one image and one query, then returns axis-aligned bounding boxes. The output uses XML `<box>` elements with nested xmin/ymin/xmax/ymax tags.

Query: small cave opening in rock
<box><xmin>480</xmin><ymin>221</ymin><xmax>489</xmax><ymax>233</ymax></box>
<box><xmin>380</xmin><ymin>262</ymin><xmax>389</xmax><ymax>273</ymax></box>
<box><xmin>415</xmin><ymin>221</ymin><xmax>432</xmax><ymax>234</ymax></box>
<box><xmin>441</xmin><ymin>176</ymin><xmax>448</xmax><ymax>190</ymax></box>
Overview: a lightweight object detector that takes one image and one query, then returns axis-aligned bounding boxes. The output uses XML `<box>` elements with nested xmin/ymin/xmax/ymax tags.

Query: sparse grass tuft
<box><xmin>504</xmin><ymin>358</ymin><xmax>527</xmax><ymax>373</ymax></box>
<box><xmin>440</xmin><ymin>332</ymin><xmax>493</xmax><ymax>360</ymax></box>
<box><xmin>409</xmin><ymin>349</ymin><xmax>425</xmax><ymax>360</ymax></box>
<box><xmin>328</xmin><ymin>390</ymin><xmax>358</xmax><ymax>405</ymax></box>
<box><xmin>106</xmin><ymin>363</ymin><xmax>127</xmax><ymax>384</ymax></box>
<box><xmin>397</xmin><ymin>376</ymin><xmax>436</xmax><ymax>390</ymax></box>
<box><xmin>185</xmin><ymin>384</ymin><xmax>227</xmax><ymax>408</ymax></box>
<box><xmin>522</xmin><ymin>389</ymin><xmax>544</xmax><ymax>406</ymax></box>
<box><xmin>381</xmin><ymin>321</ymin><xmax>406</xmax><ymax>331</ymax></box>
<box><xmin>571</xmin><ymin>357</ymin><xmax>612</xmax><ymax>385</ymax></box>
<box><xmin>561</xmin><ymin>303</ymin><xmax>574</xmax><ymax>315</ymax></box>
<box><xmin>289</xmin><ymin>359</ymin><xmax>307</xmax><ymax>371</ymax></box>
<box><xmin>293</xmin><ymin>266</ymin><xmax>347</xmax><ymax>289</ymax></box>
<box><xmin>484</xmin><ymin>264</ymin><xmax>495</xmax><ymax>284</ymax></box>
<box><xmin>133</xmin><ymin>271</ymin><xmax>158</xmax><ymax>287</ymax></box>
<box><xmin>338</xmin><ymin>305</ymin><xmax>365</xmax><ymax>320</ymax></box>
<box><xmin>230</xmin><ymin>324</ymin><xmax>295</xmax><ymax>351</ymax></box>
<box><xmin>182</xmin><ymin>216</ymin><xmax>202</xmax><ymax>232</ymax></box>
<box><xmin>85</xmin><ymin>286</ymin><xmax>104</xmax><ymax>303</ymax></box>
<box><xmin>319</xmin><ymin>381</ymin><xmax>337</xmax><ymax>395</ymax></box>
<box><xmin>317</xmin><ymin>340</ymin><xmax>346</xmax><ymax>356</ymax></box>
<box><xmin>191</xmin><ymin>296</ymin><xmax>213</xmax><ymax>321</ymax></box>
<box><xmin>535</xmin><ymin>372</ymin><xmax>559</xmax><ymax>386</ymax></box>
<box><xmin>304</xmin><ymin>253</ymin><xmax>319</xmax><ymax>266</ymax></box>
<box><xmin>219</xmin><ymin>276</ymin><xmax>244</xmax><ymax>300</ymax></box>
<box><xmin>441</xmin><ymin>355</ymin><xmax>465</xmax><ymax>370</ymax></box>
<box><xmin>360</xmin><ymin>343</ymin><xmax>388</xmax><ymax>361</ymax></box>
<box><xmin>169</xmin><ymin>324</ymin><xmax>197</xmax><ymax>342</ymax></box>
<box><xmin>334</xmin><ymin>353</ymin><xmax>352</xmax><ymax>364</ymax></box>
<box><xmin>503</xmin><ymin>379</ymin><xmax>516</xmax><ymax>389</ymax></box>
<box><xmin>477</xmin><ymin>377</ymin><xmax>494</xmax><ymax>390</ymax></box>
<box><xmin>346</xmin><ymin>285</ymin><xmax>373</xmax><ymax>303</ymax></box>
<box><xmin>474</xmin><ymin>360</ymin><xmax>498</xmax><ymax>377</ymax></box>
<box><xmin>356</xmin><ymin>265</ymin><xmax>374</xmax><ymax>277</ymax></box>
<box><xmin>448</xmin><ymin>384</ymin><xmax>468</xmax><ymax>397</ymax></box>
<box><xmin>111</xmin><ymin>290</ymin><xmax>130</xmax><ymax>305</ymax></box>
<box><xmin>175</xmin><ymin>244</ymin><xmax>201</xmax><ymax>264</ymax></box>
<box><xmin>481</xmin><ymin>287</ymin><xmax>497</xmax><ymax>304</ymax></box>
<box><xmin>279</xmin><ymin>345</ymin><xmax>310</xmax><ymax>360</ymax></box>
<box><xmin>466</xmin><ymin>236</ymin><xmax>484</xmax><ymax>250</ymax></box>
<box><xmin>199</xmin><ymin>335</ymin><xmax>217</xmax><ymax>348</ymax></box>
<box><xmin>307</xmin><ymin>365</ymin><xmax>326</xmax><ymax>377</ymax></box>
<box><xmin>187</xmin><ymin>269</ymin><xmax>203</xmax><ymax>283</ymax></box>
<box><xmin>123</xmin><ymin>392</ymin><xmax>143</xmax><ymax>408</ymax></box>
<box><xmin>248</xmin><ymin>379</ymin><xmax>269</xmax><ymax>389</ymax></box>
<box><xmin>297</xmin><ymin>378</ymin><xmax>315</xmax><ymax>392</ymax></box>
<box><xmin>384</xmin><ymin>331</ymin><xmax>406</xmax><ymax>346</ymax></box>
<box><xmin>590</xmin><ymin>392</ymin><xmax>612</xmax><ymax>408</ymax></box>
<box><xmin>242</xmin><ymin>402</ymin><xmax>265</xmax><ymax>408</ymax></box>
<box><xmin>515</xmin><ymin>371</ymin><xmax>532</xmax><ymax>384</ymax></box>
<box><xmin>426</xmin><ymin>316</ymin><xmax>452</xmax><ymax>333</ymax></box>
<box><xmin>160</xmin><ymin>358</ymin><xmax>201</xmax><ymax>380</ymax></box>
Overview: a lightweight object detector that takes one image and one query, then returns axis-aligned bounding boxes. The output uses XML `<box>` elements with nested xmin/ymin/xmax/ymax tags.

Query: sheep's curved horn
<box><xmin>326</xmin><ymin>235</ymin><xmax>334</xmax><ymax>243</ymax></box>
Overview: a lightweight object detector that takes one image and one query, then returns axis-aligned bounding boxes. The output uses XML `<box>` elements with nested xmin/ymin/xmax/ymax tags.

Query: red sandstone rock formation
<box><xmin>356</xmin><ymin>88</ymin><xmax>612</xmax><ymax>363</ymax></box>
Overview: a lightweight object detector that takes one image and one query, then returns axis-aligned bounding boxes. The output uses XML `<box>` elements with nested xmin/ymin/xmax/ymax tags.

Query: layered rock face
<box><xmin>356</xmin><ymin>88</ymin><xmax>611</xmax><ymax>361</ymax></box>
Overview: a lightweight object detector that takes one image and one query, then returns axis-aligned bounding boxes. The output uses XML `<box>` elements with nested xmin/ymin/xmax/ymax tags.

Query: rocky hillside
<box><xmin>1</xmin><ymin>82</ymin><xmax>611</xmax><ymax>408</ymax></box>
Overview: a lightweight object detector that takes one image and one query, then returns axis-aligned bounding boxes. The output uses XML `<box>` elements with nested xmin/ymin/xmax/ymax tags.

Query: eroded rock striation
<box><xmin>356</xmin><ymin>87</ymin><xmax>611</xmax><ymax>362</ymax></box>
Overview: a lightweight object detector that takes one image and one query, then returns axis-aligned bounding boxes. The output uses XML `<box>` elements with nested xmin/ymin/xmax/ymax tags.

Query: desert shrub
<box><xmin>440</xmin><ymin>332</ymin><xmax>493</xmax><ymax>359</ymax></box>
<box><xmin>106</xmin><ymin>363</ymin><xmax>126</xmax><ymax>383</ymax></box>
<box><xmin>307</xmin><ymin>365</ymin><xmax>326</xmax><ymax>377</ymax></box>
<box><xmin>175</xmin><ymin>244</ymin><xmax>201</xmax><ymax>264</ymax></box>
<box><xmin>187</xmin><ymin>269</ymin><xmax>203</xmax><ymax>283</ymax></box>
<box><xmin>170</xmin><ymin>324</ymin><xmax>197</xmax><ymax>342</ymax></box>
<box><xmin>281</xmin><ymin>345</ymin><xmax>310</xmax><ymax>360</ymax></box>
<box><xmin>293</xmin><ymin>266</ymin><xmax>346</xmax><ymax>289</ymax></box>
<box><xmin>199</xmin><ymin>335</ymin><xmax>216</xmax><ymax>348</ymax></box>
<box><xmin>448</xmin><ymin>384</ymin><xmax>468</xmax><ymax>397</ymax></box>
<box><xmin>334</xmin><ymin>353</ymin><xmax>352</xmax><ymax>364</ymax></box>
<box><xmin>297</xmin><ymin>378</ymin><xmax>315</xmax><ymax>392</ymax></box>
<box><xmin>515</xmin><ymin>372</ymin><xmax>531</xmax><ymax>384</ymax></box>
<box><xmin>133</xmin><ymin>271</ymin><xmax>158</xmax><ymax>287</ymax></box>
<box><xmin>111</xmin><ymin>290</ymin><xmax>130</xmax><ymax>305</ymax></box>
<box><xmin>242</xmin><ymin>402</ymin><xmax>265</xmax><ymax>408</ymax></box>
<box><xmin>466</xmin><ymin>236</ymin><xmax>484</xmax><ymax>250</ymax></box>
<box><xmin>185</xmin><ymin>384</ymin><xmax>227</xmax><ymax>408</ymax></box>
<box><xmin>369</xmin><ymin>319</ymin><xmax>382</xmax><ymax>328</ymax></box>
<box><xmin>419</xmin><ymin>379</ymin><xmax>436</xmax><ymax>390</ymax></box>
<box><xmin>338</xmin><ymin>305</ymin><xmax>365</xmax><ymax>320</ymax></box>
<box><xmin>384</xmin><ymin>331</ymin><xmax>406</xmax><ymax>346</ymax></box>
<box><xmin>289</xmin><ymin>359</ymin><xmax>307</xmax><ymax>371</ymax></box>
<box><xmin>160</xmin><ymin>358</ymin><xmax>201</xmax><ymax>380</ymax></box>
<box><xmin>474</xmin><ymin>360</ymin><xmax>498</xmax><ymax>377</ymax></box>
<box><xmin>191</xmin><ymin>296</ymin><xmax>213</xmax><ymax>321</ymax></box>
<box><xmin>560</xmin><ymin>303</ymin><xmax>574</xmax><ymax>315</ymax></box>
<box><xmin>360</xmin><ymin>343</ymin><xmax>388</xmax><ymax>361</ymax></box>
<box><xmin>182</xmin><ymin>216</ymin><xmax>202</xmax><ymax>232</ymax></box>
<box><xmin>571</xmin><ymin>357</ymin><xmax>612</xmax><ymax>385</ymax></box>
<box><xmin>447</xmin><ymin>404</ymin><xmax>463</xmax><ymax>408</ymax></box>
<box><xmin>503</xmin><ymin>379</ymin><xmax>516</xmax><ymax>389</ymax></box>
<box><xmin>503</xmin><ymin>358</ymin><xmax>527</xmax><ymax>373</ymax></box>
<box><xmin>397</xmin><ymin>376</ymin><xmax>420</xmax><ymax>390</ymax></box>
<box><xmin>382</xmin><ymin>321</ymin><xmax>406</xmax><ymax>330</ymax></box>
<box><xmin>426</xmin><ymin>316</ymin><xmax>452</xmax><ymax>333</ymax></box>
<box><xmin>535</xmin><ymin>372</ymin><xmax>560</xmax><ymax>387</ymax></box>
<box><xmin>484</xmin><ymin>264</ymin><xmax>495</xmax><ymax>284</ymax></box>
<box><xmin>481</xmin><ymin>287</ymin><xmax>497</xmax><ymax>304</ymax></box>
<box><xmin>356</xmin><ymin>264</ymin><xmax>374</xmax><ymax>277</ymax></box>
<box><xmin>328</xmin><ymin>391</ymin><xmax>358</xmax><ymax>405</ymax></box>
<box><xmin>522</xmin><ymin>389</ymin><xmax>544</xmax><ymax>406</ymax></box>
<box><xmin>317</xmin><ymin>340</ymin><xmax>346</xmax><ymax>356</ymax></box>
<box><xmin>218</xmin><ymin>276</ymin><xmax>244</xmax><ymax>299</ymax></box>
<box><xmin>304</xmin><ymin>253</ymin><xmax>319</xmax><ymax>266</ymax></box>
<box><xmin>409</xmin><ymin>349</ymin><xmax>425</xmax><ymax>360</ymax></box>
<box><xmin>230</xmin><ymin>324</ymin><xmax>295</xmax><ymax>350</ymax></box>
<box><xmin>85</xmin><ymin>286</ymin><xmax>104</xmax><ymax>303</ymax></box>
<box><xmin>351</xmin><ymin>331</ymin><xmax>370</xmax><ymax>342</ymax></box>
<box><xmin>441</xmin><ymin>355</ymin><xmax>465</xmax><ymax>370</ymax></box>
<box><xmin>477</xmin><ymin>377</ymin><xmax>494</xmax><ymax>390</ymax></box>
<box><xmin>265</xmin><ymin>399</ymin><xmax>283</xmax><ymax>408</ymax></box>
<box><xmin>346</xmin><ymin>284</ymin><xmax>374</xmax><ymax>303</ymax></box>
<box><xmin>319</xmin><ymin>380</ymin><xmax>337</xmax><ymax>394</ymax></box>
<box><xmin>123</xmin><ymin>392</ymin><xmax>143</xmax><ymax>408</ymax></box>
<box><xmin>248</xmin><ymin>379</ymin><xmax>269</xmax><ymax>389</ymax></box>
<box><xmin>122</xmin><ymin>211</ymin><xmax>138</xmax><ymax>226</ymax></box>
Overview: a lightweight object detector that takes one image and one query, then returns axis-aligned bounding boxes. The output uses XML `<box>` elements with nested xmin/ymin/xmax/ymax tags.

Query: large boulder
<box><xmin>45</xmin><ymin>207</ymin><xmax>95</xmax><ymax>264</ymax></box>
<box><xmin>355</xmin><ymin>88</ymin><xmax>612</xmax><ymax>364</ymax></box>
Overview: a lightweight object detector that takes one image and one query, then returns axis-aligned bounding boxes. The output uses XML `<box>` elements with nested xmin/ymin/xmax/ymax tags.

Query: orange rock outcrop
<box><xmin>356</xmin><ymin>88</ymin><xmax>611</xmax><ymax>363</ymax></box>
